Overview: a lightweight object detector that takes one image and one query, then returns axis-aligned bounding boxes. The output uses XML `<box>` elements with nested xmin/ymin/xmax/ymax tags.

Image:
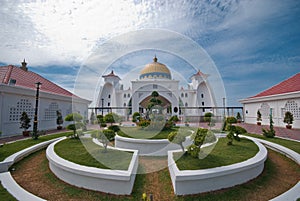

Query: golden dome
<box><xmin>140</xmin><ymin>56</ymin><xmax>171</xmax><ymax>80</ymax></box>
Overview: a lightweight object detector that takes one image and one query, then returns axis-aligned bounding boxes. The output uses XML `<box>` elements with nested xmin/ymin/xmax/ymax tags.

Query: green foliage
<box><xmin>227</xmin><ymin>130</ymin><xmax>234</xmax><ymax>145</ymax></box>
<box><xmin>56</xmin><ymin>110</ymin><xmax>63</xmax><ymax>126</ymax></box>
<box><xmin>65</xmin><ymin>113</ymin><xmax>83</xmax><ymax>122</ymax></box>
<box><xmin>20</xmin><ymin>111</ymin><xmax>31</xmax><ymax>131</ymax></box>
<box><xmin>283</xmin><ymin>111</ymin><xmax>294</xmax><ymax>125</ymax></box>
<box><xmin>193</xmin><ymin>128</ymin><xmax>208</xmax><ymax>147</ymax></box>
<box><xmin>96</xmin><ymin>114</ymin><xmax>104</xmax><ymax>123</ymax></box>
<box><xmin>108</xmin><ymin>125</ymin><xmax>120</xmax><ymax>132</ymax></box>
<box><xmin>226</xmin><ymin>116</ymin><xmax>237</xmax><ymax>125</ymax></box>
<box><xmin>132</xmin><ymin>112</ymin><xmax>140</xmax><ymax>122</ymax></box>
<box><xmin>234</xmin><ymin>126</ymin><xmax>247</xmax><ymax>141</ymax></box>
<box><xmin>137</xmin><ymin>119</ymin><xmax>150</xmax><ymax>127</ymax></box>
<box><xmin>204</xmin><ymin>112</ymin><xmax>216</xmax><ymax>129</ymax></box>
<box><xmin>187</xmin><ymin>144</ymin><xmax>200</xmax><ymax>158</ymax></box>
<box><xmin>65</xmin><ymin>113</ymin><xmax>83</xmax><ymax>139</ymax></box>
<box><xmin>257</xmin><ymin>110</ymin><xmax>262</xmax><ymax>121</ymax></box>
<box><xmin>236</xmin><ymin>112</ymin><xmax>242</xmax><ymax>121</ymax></box>
<box><xmin>169</xmin><ymin>115</ymin><xmax>179</xmax><ymax>122</ymax></box>
<box><xmin>262</xmin><ymin>112</ymin><xmax>276</xmax><ymax>138</ymax></box>
<box><xmin>100</xmin><ymin>123</ymin><xmax>107</xmax><ymax>127</ymax></box>
<box><xmin>167</xmin><ymin>131</ymin><xmax>186</xmax><ymax>152</ymax></box>
<box><xmin>104</xmin><ymin>113</ymin><xmax>121</xmax><ymax>125</ymax></box>
<box><xmin>102</xmin><ymin>129</ymin><xmax>116</xmax><ymax>141</ymax></box>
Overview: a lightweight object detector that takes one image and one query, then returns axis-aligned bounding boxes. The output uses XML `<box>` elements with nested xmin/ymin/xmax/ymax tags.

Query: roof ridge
<box><xmin>3</xmin><ymin>65</ymin><xmax>13</xmax><ymax>84</ymax></box>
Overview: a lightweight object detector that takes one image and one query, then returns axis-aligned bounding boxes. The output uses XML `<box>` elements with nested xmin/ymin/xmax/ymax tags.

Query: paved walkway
<box><xmin>1</xmin><ymin>122</ymin><xmax>299</xmax><ymax>144</ymax></box>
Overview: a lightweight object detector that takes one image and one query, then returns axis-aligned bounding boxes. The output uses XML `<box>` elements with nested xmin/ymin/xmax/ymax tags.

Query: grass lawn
<box><xmin>117</xmin><ymin>126</ymin><xmax>195</xmax><ymax>139</ymax></box>
<box><xmin>244</xmin><ymin>133</ymin><xmax>300</xmax><ymax>154</ymax></box>
<box><xmin>0</xmin><ymin>131</ymin><xmax>72</xmax><ymax>161</ymax></box>
<box><xmin>54</xmin><ymin>138</ymin><xmax>133</xmax><ymax>170</ymax></box>
<box><xmin>175</xmin><ymin>138</ymin><xmax>259</xmax><ymax>170</ymax></box>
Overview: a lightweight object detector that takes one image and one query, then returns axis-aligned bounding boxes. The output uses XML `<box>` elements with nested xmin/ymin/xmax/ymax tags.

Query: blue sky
<box><xmin>0</xmin><ymin>0</ymin><xmax>299</xmax><ymax>106</ymax></box>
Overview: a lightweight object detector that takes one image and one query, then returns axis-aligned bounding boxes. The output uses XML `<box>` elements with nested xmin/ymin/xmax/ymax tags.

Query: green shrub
<box><xmin>100</xmin><ymin>123</ymin><xmax>107</xmax><ymax>127</ymax></box>
<box><xmin>169</xmin><ymin>115</ymin><xmax>179</xmax><ymax>122</ymax></box>
<box><xmin>187</xmin><ymin>144</ymin><xmax>200</xmax><ymax>158</ymax></box>
<box><xmin>103</xmin><ymin>129</ymin><xmax>116</xmax><ymax>141</ymax></box>
<box><xmin>108</xmin><ymin>125</ymin><xmax>120</xmax><ymax>132</ymax></box>
<box><xmin>226</xmin><ymin>116</ymin><xmax>237</xmax><ymax>125</ymax></box>
<box><xmin>132</xmin><ymin>112</ymin><xmax>140</xmax><ymax>122</ymax></box>
<box><xmin>137</xmin><ymin>119</ymin><xmax>150</xmax><ymax>128</ymax></box>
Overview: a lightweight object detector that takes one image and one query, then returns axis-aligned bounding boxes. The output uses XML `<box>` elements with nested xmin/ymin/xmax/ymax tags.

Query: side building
<box><xmin>0</xmin><ymin>60</ymin><xmax>91</xmax><ymax>137</ymax></box>
<box><xmin>240</xmin><ymin>72</ymin><xmax>300</xmax><ymax>129</ymax></box>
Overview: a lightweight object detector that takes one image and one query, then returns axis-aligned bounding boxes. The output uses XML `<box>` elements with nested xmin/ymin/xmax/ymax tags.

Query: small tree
<box><xmin>257</xmin><ymin>110</ymin><xmax>262</xmax><ymax>125</ymax></box>
<box><xmin>93</xmin><ymin>129</ymin><xmax>115</xmax><ymax>152</ymax></box>
<box><xmin>104</xmin><ymin>113</ymin><xmax>120</xmax><ymax>126</ymax></box>
<box><xmin>168</xmin><ymin>131</ymin><xmax>186</xmax><ymax>152</ymax></box>
<box><xmin>65</xmin><ymin>113</ymin><xmax>83</xmax><ymax>139</ymax></box>
<box><xmin>262</xmin><ymin>110</ymin><xmax>275</xmax><ymax>138</ymax></box>
<box><xmin>283</xmin><ymin>111</ymin><xmax>293</xmax><ymax>128</ymax></box>
<box><xmin>204</xmin><ymin>112</ymin><xmax>216</xmax><ymax>130</ymax></box>
<box><xmin>226</xmin><ymin>116</ymin><xmax>237</xmax><ymax>145</ymax></box>
<box><xmin>20</xmin><ymin>111</ymin><xmax>31</xmax><ymax>136</ymax></box>
<box><xmin>56</xmin><ymin>110</ymin><xmax>63</xmax><ymax>130</ymax></box>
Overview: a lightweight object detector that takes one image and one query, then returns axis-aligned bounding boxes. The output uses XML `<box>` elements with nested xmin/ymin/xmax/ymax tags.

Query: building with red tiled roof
<box><xmin>240</xmin><ymin>73</ymin><xmax>300</xmax><ymax>129</ymax></box>
<box><xmin>0</xmin><ymin>60</ymin><xmax>91</xmax><ymax>136</ymax></box>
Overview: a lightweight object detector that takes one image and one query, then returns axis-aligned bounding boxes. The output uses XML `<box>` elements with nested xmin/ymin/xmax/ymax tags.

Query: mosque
<box><xmin>96</xmin><ymin>56</ymin><xmax>216</xmax><ymax>119</ymax></box>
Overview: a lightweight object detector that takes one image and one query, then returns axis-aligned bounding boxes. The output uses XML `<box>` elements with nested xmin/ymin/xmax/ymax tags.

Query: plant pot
<box><xmin>57</xmin><ymin>126</ymin><xmax>62</xmax><ymax>130</ymax></box>
<box><xmin>286</xmin><ymin>125</ymin><xmax>292</xmax><ymax>129</ymax></box>
<box><xmin>22</xmin><ymin>131</ymin><xmax>30</xmax><ymax>137</ymax></box>
<box><xmin>257</xmin><ymin>122</ymin><xmax>261</xmax><ymax>126</ymax></box>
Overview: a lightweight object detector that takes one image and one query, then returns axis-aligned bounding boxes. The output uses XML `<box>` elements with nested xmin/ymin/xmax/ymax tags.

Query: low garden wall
<box><xmin>115</xmin><ymin>135</ymin><xmax>193</xmax><ymax>156</ymax></box>
<box><xmin>46</xmin><ymin>137</ymin><xmax>139</xmax><ymax>195</ymax></box>
<box><xmin>0</xmin><ymin>137</ymin><xmax>64</xmax><ymax>173</ymax></box>
<box><xmin>168</xmin><ymin>137</ymin><xmax>267</xmax><ymax>195</ymax></box>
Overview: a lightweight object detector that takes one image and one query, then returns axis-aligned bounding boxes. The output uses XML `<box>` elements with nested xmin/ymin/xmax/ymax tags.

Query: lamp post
<box><xmin>101</xmin><ymin>98</ymin><xmax>104</xmax><ymax>116</ymax></box>
<box><xmin>33</xmin><ymin>82</ymin><xmax>42</xmax><ymax>139</ymax></box>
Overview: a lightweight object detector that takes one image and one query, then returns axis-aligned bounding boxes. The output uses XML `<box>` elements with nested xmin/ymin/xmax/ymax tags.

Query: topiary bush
<box><xmin>132</xmin><ymin>112</ymin><xmax>140</xmax><ymax>123</ymax></box>
<box><xmin>108</xmin><ymin>125</ymin><xmax>120</xmax><ymax>132</ymax></box>
<box><xmin>168</xmin><ymin>131</ymin><xmax>186</xmax><ymax>152</ymax></box>
<box><xmin>187</xmin><ymin>144</ymin><xmax>200</xmax><ymax>158</ymax></box>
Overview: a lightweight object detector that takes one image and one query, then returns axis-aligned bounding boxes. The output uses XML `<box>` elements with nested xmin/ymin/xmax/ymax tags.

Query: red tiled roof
<box><xmin>0</xmin><ymin>65</ymin><xmax>74</xmax><ymax>97</ymax></box>
<box><xmin>251</xmin><ymin>72</ymin><xmax>300</xmax><ymax>98</ymax></box>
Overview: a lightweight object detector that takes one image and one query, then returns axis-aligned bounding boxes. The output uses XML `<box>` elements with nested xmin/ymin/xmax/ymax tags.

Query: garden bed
<box><xmin>168</xmin><ymin>137</ymin><xmax>267</xmax><ymax>195</ymax></box>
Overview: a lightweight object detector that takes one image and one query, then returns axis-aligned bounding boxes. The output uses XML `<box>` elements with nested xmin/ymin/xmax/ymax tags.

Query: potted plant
<box><xmin>20</xmin><ymin>111</ymin><xmax>31</xmax><ymax>136</ymax></box>
<box><xmin>56</xmin><ymin>110</ymin><xmax>63</xmax><ymax>130</ymax></box>
<box><xmin>283</xmin><ymin>111</ymin><xmax>293</xmax><ymax>129</ymax></box>
<box><xmin>257</xmin><ymin>110</ymin><xmax>262</xmax><ymax>125</ymax></box>
<box><xmin>236</xmin><ymin>112</ymin><xmax>242</xmax><ymax>123</ymax></box>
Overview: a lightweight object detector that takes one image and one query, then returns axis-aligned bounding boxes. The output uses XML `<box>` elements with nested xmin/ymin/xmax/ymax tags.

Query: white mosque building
<box><xmin>96</xmin><ymin>56</ymin><xmax>216</xmax><ymax>120</ymax></box>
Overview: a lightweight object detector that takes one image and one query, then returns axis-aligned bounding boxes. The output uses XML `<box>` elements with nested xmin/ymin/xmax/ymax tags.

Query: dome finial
<box><xmin>153</xmin><ymin>55</ymin><xmax>157</xmax><ymax>62</ymax></box>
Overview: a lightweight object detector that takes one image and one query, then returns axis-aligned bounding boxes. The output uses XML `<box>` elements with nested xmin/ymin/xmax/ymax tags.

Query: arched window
<box><xmin>202</xmin><ymin>102</ymin><xmax>204</xmax><ymax>106</ymax></box>
<box><xmin>181</xmin><ymin>93</ymin><xmax>184</xmax><ymax>98</ymax></box>
<box><xmin>201</xmin><ymin>94</ymin><xmax>204</xmax><ymax>98</ymax></box>
<box><xmin>127</xmin><ymin>93</ymin><xmax>130</xmax><ymax>98</ymax></box>
<box><xmin>185</xmin><ymin>102</ymin><xmax>188</xmax><ymax>107</ymax></box>
<box><xmin>124</xmin><ymin>103</ymin><xmax>126</xmax><ymax>106</ymax></box>
<box><xmin>185</xmin><ymin>93</ymin><xmax>188</xmax><ymax>97</ymax></box>
<box><xmin>108</xmin><ymin>94</ymin><xmax>111</xmax><ymax>98</ymax></box>
<box><xmin>124</xmin><ymin>94</ymin><xmax>126</xmax><ymax>98</ymax></box>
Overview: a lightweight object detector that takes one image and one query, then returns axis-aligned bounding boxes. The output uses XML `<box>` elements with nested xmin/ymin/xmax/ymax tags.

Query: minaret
<box><xmin>20</xmin><ymin>59</ymin><xmax>28</xmax><ymax>71</ymax></box>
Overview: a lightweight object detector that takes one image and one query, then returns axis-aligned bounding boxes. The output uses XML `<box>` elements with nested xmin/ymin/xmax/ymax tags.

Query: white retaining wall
<box><xmin>0</xmin><ymin>137</ymin><xmax>64</xmax><ymax>173</ymax></box>
<box><xmin>46</xmin><ymin>138</ymin><xmax>139</xmax><ymax>195</ymax></box>
<box><xmin>168</xmin><ymin>137</ymin><xmax>268</xmax><ymax>195</ymax></box>
<box><xmin>115</xmin><ymin>135</ymin><xmax>193</xmax><ymax>156</ymax></box>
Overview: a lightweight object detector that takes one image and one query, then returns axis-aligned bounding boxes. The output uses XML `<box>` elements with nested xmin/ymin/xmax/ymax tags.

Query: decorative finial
<box><xmin>21</xmin><ymin>58</ymin><xmax>28</xmax><ymax>71</ymax></box>
<box><xmin>153</xmin><ymin>55</ymin><xmax>157</xmax><ymax>62</ymax></box>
